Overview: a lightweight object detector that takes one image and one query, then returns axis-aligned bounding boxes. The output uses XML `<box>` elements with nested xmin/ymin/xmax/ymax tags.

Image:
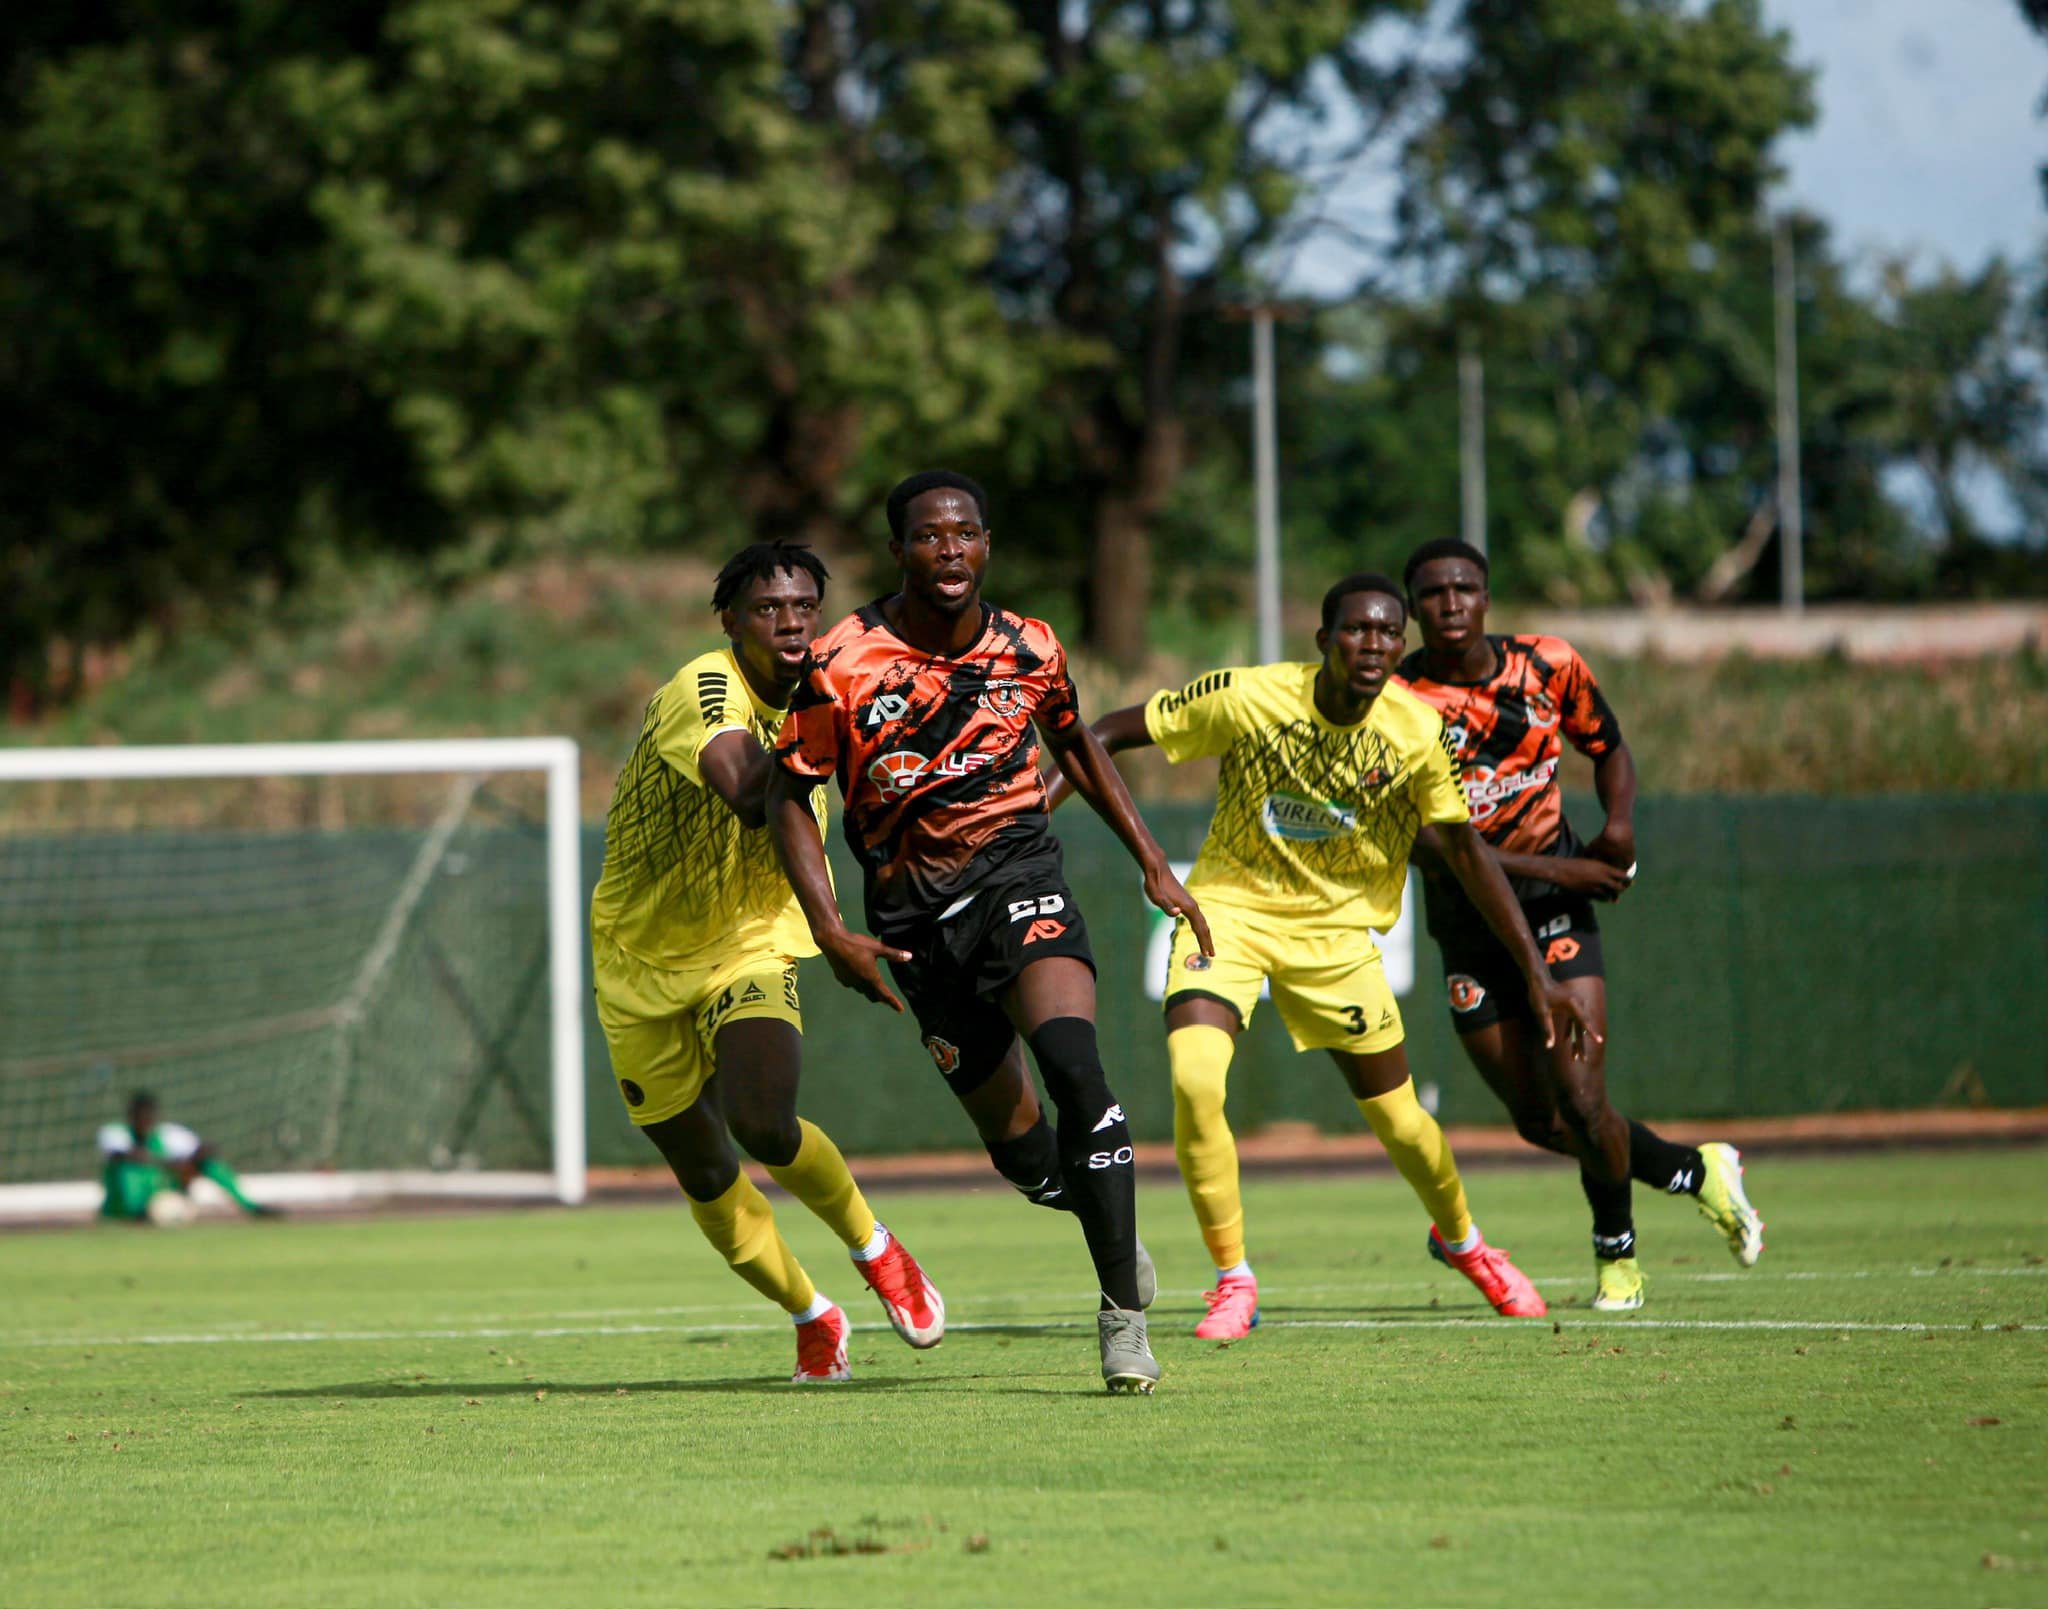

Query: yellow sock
<box><xmin>687</xmin><ymin>1172</ymin><xmax>817</xmax><ymax>1315</ymax></box>
<box><xmin>1356</xmin><ymin>1079</ymin><xmax>1474</xmax><ymax>1244</ymax></box>
<box><xmin>764</xmin><ymin>1118</ymin><xmax>877</xmax><ymax>1250</ymax></box>
<box><xmin>1170</xmin><ymin>1025</ymin><xmax>1246</xmax><ymax>1269</ymax></box>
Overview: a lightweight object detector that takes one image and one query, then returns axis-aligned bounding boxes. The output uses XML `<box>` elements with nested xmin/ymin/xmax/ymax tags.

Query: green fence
<box><xmin>582</xmin><ymin>794</ymin><xmax>2048</xmax><ymax>1164</ymax></box>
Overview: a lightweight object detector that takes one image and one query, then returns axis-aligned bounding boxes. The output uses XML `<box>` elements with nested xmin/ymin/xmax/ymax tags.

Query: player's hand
<box><xmin>818</xmin><ymin>928</ymin><xmax>912</xmax><ymax>1012</ymax></box>
<box><xmin>1550</xmin><ymin>857</ymin><xmax>1633</xmax><ymax>901</ymax></box>
<box><xmin>1584</xmin><ymin>822</ymin><xmax>1636</xmax><ymax>871</ymax></box>
<box><xmin>1144</xmin><ymin>862</ymin><xmax>1213</xmax><ymax>957</ymax></box>
<box><xmin>1528</xmin><ymin>977</ymin><xmax>1602</xmax><ymax>1056</ymax></box>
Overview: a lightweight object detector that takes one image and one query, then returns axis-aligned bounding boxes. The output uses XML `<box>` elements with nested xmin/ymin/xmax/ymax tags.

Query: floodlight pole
<box><xmin>1251</xmin><ymin>307</ymin><xmax>1283</xmax><ymax>664</ymax></box>
<box><xmin>1774</xmin><ymin>214</ymin><xmax>1804</xmax><ymax>615</ymax></box>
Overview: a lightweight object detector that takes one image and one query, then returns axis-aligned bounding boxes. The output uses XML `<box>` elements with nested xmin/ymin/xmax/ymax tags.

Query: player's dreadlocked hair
<box><xmin>885</xmin><ymin>469</ymin><xmax>989</xmax><ymax>540</ymax></box>
<box><xmin>710</xmin><ymin>540</ymin><xmax>830</xmax><ymax>613</ymax></box>
<box><xmin>1320</xmin><ymin>571</ymin><xmax>1406</xmax><ymax>630</ymax></box>
<box><xmin>1402</xmin><ymin>537</ymin><xmax>1489</xmax><ymax>592</ymax></box>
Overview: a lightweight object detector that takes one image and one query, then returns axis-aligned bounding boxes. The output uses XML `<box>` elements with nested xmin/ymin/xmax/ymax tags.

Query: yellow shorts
<box><xmin>592</xmin><ymin>933</ymin><xmax>805</xmax><ymax>1126</ymax></box>
<box><xmin>1165</xmin><ymin>899</ymin><xmax>1404</xmax><ymax>1055</ymax></box>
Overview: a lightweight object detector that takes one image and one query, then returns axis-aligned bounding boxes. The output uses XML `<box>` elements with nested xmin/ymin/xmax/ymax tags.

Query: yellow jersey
<box><xmin>1143</xmin><ymin>662</ymin><xmax>1469</xmax><ymax>931</ymax></box>
<box><xmin>591</xmin><ymin>647</ymin><xmax>827</xmax><ymax>968</ymax></box>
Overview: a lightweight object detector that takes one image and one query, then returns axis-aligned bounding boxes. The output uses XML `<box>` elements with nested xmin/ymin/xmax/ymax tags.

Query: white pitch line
<box><xmin>1</xmin><ymin>1314</ymin><xmax>2041</xmax><ymax>1349</ymax></box>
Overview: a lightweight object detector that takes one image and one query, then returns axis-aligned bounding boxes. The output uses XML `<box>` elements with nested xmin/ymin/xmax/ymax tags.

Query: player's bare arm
<box><xmin>1433</xmin><ymin>819</ymin><xmax>1601</xmax><ymax>1053</ymax></box>
<box><xmin>1040</xmin><ymin>711</ymin><xmax>1213</xmax><ymax>956</ymax></box>
<box><xmin>764</xmin><ymin>765</ymin><xmax>911</xmax><ymax>1011</ymax></box>
<box><xmin>698</xmin><ymin>730</ymin><xmax>775</xmax><ymax>829</ymax></box>
<box><xmin>1412</xmin><ymin>822</ymin><xmax>1631</xmax><ymax>901</ymax></box>
<box><xmin>1584</xmin><ymin>740</ymin><xmax>1638</xmax><ymax>871</ymax></box>
<box><xmin>1041</xmin><ymin>702</ymin><xmax>1150</xmax><ymax>811</ymax></box>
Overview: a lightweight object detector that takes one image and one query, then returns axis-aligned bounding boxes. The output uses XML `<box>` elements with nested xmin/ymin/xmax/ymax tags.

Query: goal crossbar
<box><xmin>0</xmin><ymin>739</ymin><xmax>587</xmax><ymax>1212</ymax></box>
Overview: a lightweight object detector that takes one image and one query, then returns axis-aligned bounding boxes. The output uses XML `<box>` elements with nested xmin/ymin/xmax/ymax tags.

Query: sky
<box><xmin>1765</xmin><ymin>0</ymin><xmax>2047</xmax><ymax>273</ymax></box>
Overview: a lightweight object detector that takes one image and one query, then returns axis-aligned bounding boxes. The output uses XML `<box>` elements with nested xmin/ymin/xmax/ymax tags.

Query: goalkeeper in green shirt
<box><xmin>98</xmin><ymin>1091</ymin><xmax>279</xmax><ymax>1222</ymax></box>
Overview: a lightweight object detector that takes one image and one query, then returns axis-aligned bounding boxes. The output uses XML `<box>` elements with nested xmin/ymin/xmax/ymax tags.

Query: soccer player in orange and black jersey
<box><xmin>767</xmin><ymin>469</ymin><xmax>1210</xmax><ymax>1393</ymax></box>
<box><xmin>1397</xmin><ymin>538</ymin><xmax>1764</xmax><ymax>1311</ymax></box>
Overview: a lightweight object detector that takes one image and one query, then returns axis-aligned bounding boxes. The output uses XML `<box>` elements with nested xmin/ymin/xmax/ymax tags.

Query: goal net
<box><xmin>0</xmin><ymin>740</ymin><xmax>586</xmax><ymax>1216</ymax></box>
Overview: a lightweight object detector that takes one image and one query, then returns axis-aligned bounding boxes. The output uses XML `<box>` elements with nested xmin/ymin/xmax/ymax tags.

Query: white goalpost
<box><xmin>0</xmin><ymin>739</ymin><xmax>587</xmax><ymax>1217</ymax></box>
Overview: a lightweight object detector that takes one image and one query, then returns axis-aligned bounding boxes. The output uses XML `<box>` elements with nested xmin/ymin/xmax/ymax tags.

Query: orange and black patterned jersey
<box><xmin>1395</xmin><ymin>635</ymin><xmax>1622</xmax><ymax>914</ymax></box>
<box><xmin>775</xmin><ymin>600</ymin><xmax>1082</xmax><ymax>924</ymax></box>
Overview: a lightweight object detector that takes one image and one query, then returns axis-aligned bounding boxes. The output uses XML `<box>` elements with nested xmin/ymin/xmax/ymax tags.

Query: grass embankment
<box><xmin>8</xmin><ymin>556</ymin><xmax>2045</xmax><ymax>809</ymax></box>
<box><xmin>2</xmin><ymin>1152</ymin><xmax>2043</xmax><ymax>1607</ymax></box>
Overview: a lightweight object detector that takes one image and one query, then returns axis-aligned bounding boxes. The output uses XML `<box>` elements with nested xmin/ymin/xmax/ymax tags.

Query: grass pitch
<box><xmin>4</xmin><ymin>1149</ymin><xmax>2044</xmax><ymax>1608</ymax></box>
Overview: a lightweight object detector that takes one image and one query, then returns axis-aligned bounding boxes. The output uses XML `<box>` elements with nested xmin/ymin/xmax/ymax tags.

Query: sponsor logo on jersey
<box><xmin>1448</xmin><ymin>974</ymin><xmax>1486</xmax><ymax>1013</ymax></box>
<box><xmin>1461</xmin><ymin>756</ymin><xmax>1558</xmax><ymax>823</ymax></box>
<box><xmin>1260</xmin><ymin>790</ymin><xmax>1359</xmax><ymax>841</ymax></box>
<box><xmin>1092</xmin><ymin>1103</ymin><xmax>1125</xmax><ymax>1133</ymax></box>
<box><xmin>866</xmin><ymin>748</ymin><xmax>993</xmax><ymax>801</ymax></box>
<box><xmin>1021</xmin><ymin>917</ymin><xmax>1069</xmax><ymax>945</ymax></box>
<box><xmin>923</xmin><ymin>1035</ymin><xmax>961</xmax><ymax>1075</ymax></box>
<box><xmin>1545</xmin><ymin>936</ymin><xmax>1582</xmax><ymax>965</ymax></box>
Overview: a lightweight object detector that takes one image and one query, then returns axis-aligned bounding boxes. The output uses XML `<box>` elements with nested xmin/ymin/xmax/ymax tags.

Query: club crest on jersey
<box><xmin>978</xmin><ymin>678</ymin><xmax>1028</xmax><ymax>716</ymax></box>
<box><xmin>1260</xmin><ymin>791</ymin><xmax>1358</xmax><ymax>842</ymax></box>
<box><xmin>867</xmin><ymin>748</ymin><xmax>993</xmax><ymax>800</ymax></box>
<box><xmin>923</xmin><ymin>1035</ymin><xmax>961</xmax><ymax>1075</ymax></box>
<box><xmin>861</xmin><ymin>692</ymin><xmax>912</xmax><ymax>729</ymax></box>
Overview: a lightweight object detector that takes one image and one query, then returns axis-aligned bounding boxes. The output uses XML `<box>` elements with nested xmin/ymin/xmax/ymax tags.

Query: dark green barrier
<box><xmin>583</xmin><ymin>794</ymin><xmax>2048</xmax><ymax>1164</ymax></box>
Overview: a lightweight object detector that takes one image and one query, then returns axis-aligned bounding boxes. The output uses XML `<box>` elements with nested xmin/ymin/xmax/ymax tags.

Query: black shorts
<box><xmin>872</xmin><ymin>852</ymin><xmax>1096</xmax><ymax>1097</ymax></box>
<box><xmin>1435</xmin><ymin>896</ymin><xmax>1604</xmax><ymax>1033</ymax></box>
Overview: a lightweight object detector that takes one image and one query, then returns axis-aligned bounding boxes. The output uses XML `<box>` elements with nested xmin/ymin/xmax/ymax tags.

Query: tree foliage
<box><xmin>2</xmin><ymin>0</ymin><xmax>2042</xmax><ymax>703</ymax></box>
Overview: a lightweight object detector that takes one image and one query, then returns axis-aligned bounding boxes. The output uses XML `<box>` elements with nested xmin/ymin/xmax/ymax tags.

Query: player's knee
<box><xmin>1027</xmin><ymin>1016</ymin><xmax>1119</xmax><ymax>1125</ymax></box>
<box><xmin>729</xmin><ymin>1114</ymin><xmax>802</xmax><ymax>1169</ymax></box>
<box><xmin>1370</xmin><ymin>1093</ymin><xmax>1434</xmax><ymax>1152</ymax></box>
<box><xmin>1513</xmin><ymin>1110</ymin><xmax>1569</xmax><ymax>1154</ymax></box>
<box><xmin>1556</xmin><ymin>1085</ymin><xmax>1614</xmax><ymax>1142</ymax></box>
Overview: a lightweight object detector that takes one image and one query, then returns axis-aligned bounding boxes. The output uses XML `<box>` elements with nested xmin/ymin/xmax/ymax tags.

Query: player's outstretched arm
<box><xmin>764</xmin><ymin>764</ymin><xmax>911</xmax><ymax>1011</ymax></box>
<box><xmin>1042</xmin><ymin>703</ymin><xmax>1153</xmax><ymax>812</ymax></box>
<box><xmin>1434</xmin><ymin>821</ymin><xmax>1602</xmax><ymax>1053</ymax></box>
<box><xmin>1043</xmin><ymin>719</ymin><xmax>1213</xmax><ymax>957</ymax></box>
<box><xmin>698</xmin><ymin>730</ymin><xmax>775</xmax><ymax>829</ymax></box>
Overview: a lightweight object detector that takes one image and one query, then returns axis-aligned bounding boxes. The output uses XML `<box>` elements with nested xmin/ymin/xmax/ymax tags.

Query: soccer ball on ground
<box><xmin>146</xmin><ymin>1190</ymin><xmax>197</xmax><ymax>1227</ymax></box>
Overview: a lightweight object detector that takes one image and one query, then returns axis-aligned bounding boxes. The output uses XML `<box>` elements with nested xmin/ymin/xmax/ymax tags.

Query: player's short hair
<box><xmin>1321</xmin><ymin>571</ymin><xmax>1407</xmax><ymax>630</ymax></box>
<box><xmin>711</xmin><ymin>540</ymin><xmax>830</xmax><ymax>614</ymax></box>
<box><xmin>885</xmin><ymin>470</ymin><xmax>990</xmax><ymax>540</ymax></box>
<box><xmin>1402</xmin><ymin>537</ymin><xmax>1490</xmax><ymax>591</ymax></box>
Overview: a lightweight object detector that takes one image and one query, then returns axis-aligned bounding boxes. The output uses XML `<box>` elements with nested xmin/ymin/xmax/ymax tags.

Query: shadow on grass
<box><xmin>253</xmin><ymin>1376</ymin><xmax>918</xmax><ymax>1399</ymax></box>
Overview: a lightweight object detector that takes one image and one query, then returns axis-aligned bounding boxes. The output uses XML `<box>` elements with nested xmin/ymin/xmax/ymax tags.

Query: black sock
<box><xmin>1580</xmin><ymin>1165</ymin><xmax>1636</xmax><ymax>1261</ymax></box>
<box><xmin>1629</xmin><ymin>1120</ymin><xmax>1706</xmax><ymax>1197</ymax></box>
<box><xmin>984</xmin><ymin>1119</ymin><xmax>1071</xmax><ymax>1211</ymax></box>
<box><xmin>1028</xmin><ymin>1016</ymin><xmax>1141</xmax><ymax>1310</ymax></box>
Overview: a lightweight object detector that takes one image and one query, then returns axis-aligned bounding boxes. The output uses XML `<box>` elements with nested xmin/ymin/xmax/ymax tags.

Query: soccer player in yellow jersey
<box><xmin>590</xmin><ymin>540</ymin><xmax>944</xmax><ymax>1383</ymax></box>
<box><xmin>1053</xmin><ymin>572</ymin><xmax>1597</xmax><ymax>1338</ymax></box>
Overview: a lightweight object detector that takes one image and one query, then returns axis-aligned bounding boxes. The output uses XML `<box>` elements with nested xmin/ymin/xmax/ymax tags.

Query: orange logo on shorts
<box><xmin>1022</xmin><ymin>918</ymin><xmax>1068</xmax><ymax>945</ymax></box>
<box><xmin>1447</xmin><ymin>974</ymin><xmax>1486</xmax><ymax>1013</ymax></box>
<box><xmin>923</xmin><ymin>1035</ymin><xmax>960</xmax><ymax>1075</ymax></box>
<box><xmin>1545</xmin><ymin>937</ymin><xmax>1582</xmax><ymax>965</ymax></box>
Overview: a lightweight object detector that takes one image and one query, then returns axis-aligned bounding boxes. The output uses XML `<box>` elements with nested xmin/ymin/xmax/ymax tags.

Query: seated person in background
<box><xmin>99</xmin><ymin>1091</ymin><xmax>279</xmax><ymax>1221</ymax></box>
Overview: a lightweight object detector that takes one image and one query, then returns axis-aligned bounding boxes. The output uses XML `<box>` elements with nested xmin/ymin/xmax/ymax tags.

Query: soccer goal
<box><xmin>0</xmin><ymin>739</ymin><xmax>587</xmax><ymax>1217</ymax></box>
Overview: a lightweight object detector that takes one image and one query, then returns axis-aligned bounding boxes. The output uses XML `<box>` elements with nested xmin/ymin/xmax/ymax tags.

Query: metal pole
<box><xmin>1252</xmin><ymin>307</ymin><xmax>1282</xmax><ymax>663</ymax></box>
<box><xmin>1774</xmin><ymin>215</ymin><xmax>1804</xmax><ymax>615</ymax></box>
<box><xmin>1459</xmin><ymin>330</ymin><xmax>1487</xmax><ymax>555</ymax></box>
